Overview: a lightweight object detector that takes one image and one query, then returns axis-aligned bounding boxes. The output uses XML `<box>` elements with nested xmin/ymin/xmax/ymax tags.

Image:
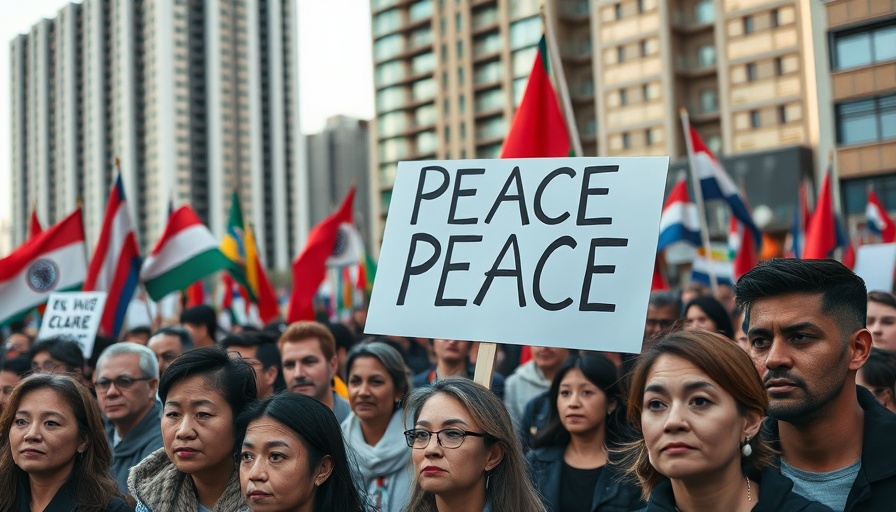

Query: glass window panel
<box><xmin>409</xmin><ymin>0</ymin><xmax>433</xmax><ymax>22</ymax></box>
<box><xmin>411</xmin><ymin>52</ymin><xmax>435</xmax><ymax>75</ymax></box>
<box><xmin>415</xmin><ymin>103</ymin><xmax>436</xmax><ymax>126</ymax></box>
<box><xmin>475</xmin><ymin>87</ymin><xmax>504</xmax><ymax>111</ymax></box>
<box><xmin>835</xmin><ymin>32</ymin><xmax>872</xmax><ymax>69</ymax></box>
<box><xmin>880</xmin><ymin>95</ymin><xmax>896</xmax><ymax>139</ymax></box>
<box><xmin>374</xmin><ymin>34</ymin><xmax>404</xmax><ymax>61</ymax></box>
<box><xmin>373</xmin><ymin>9</ymin><xmax>401</xmax><ymax>37</ymax></box>
<box><xmin>417</xmin><ymin>131</ymin><xmax>438</xmax><ymax>153</ymax></box>
<box><xmin>873</xmin><ymin>26</ymin><xmax>896</xmax><ymax>62</ymax></box>
<box><xmin>472</xmin><ymin>7</ymin><xmax>498</xmax><ymax>29</ymax></box>
<box><xmin>513</xmin><ymin>77</ymin><xmax>527</xmax><ymax>105</ymax></box>
<box><xmin>376</xmin><ymin>61</ymin><xmax>405</xmax><ymax>85</ymax></box>
<box><xmin>838</xmin><ymin>98</ymin><xmax>877</xmax><ymax>144</ymax></box>
<box><xmin>474</xmin><ymin>60</ymin><xmax>502</xmax><ymax>84</ymax></box>
<box><xmin>509</xmin><ymin>16</ymin><xmax>541</xmax><ymax>49</ymax></box>
<box><xmin>376</xmin><ymin>86</ymin><xmax>408</xmax><ymax>111</ymax></box>
<box><xmin>698</xmin><ymin>45</ymin><xmax>716</xmax><ymax>67</ymax></box>
<box><xmin>379</xmin><ymin>137</ymin><xmax>410</xmax><ymax>162</ymax></box>
<box><xmin>412</xmin><ymin>77</ymin><xmax>436</xmax><ymax>101</ymax></box>
<box><xmin>378</xmin><ymin>111</ymin><xmax>407</xmax><ymax>136</ymax></box>
<box><xmin>410</xmin><ymin>26</ymin><xmax>432</xmax><ymax>48</ymax></box>
<box><xmin>508</xmin><ymin>0</ymin><xmax>539</xmax><ymax>20</ymax></box>
<box><xmin>476</xmin><ymin>115</ymin><xmax>507</xmax><ymax>139</ymax></box>
<box><xmin>474</xmin><ymin>33</ymin><xmax>501</xmax><ymax>57</ymax></box>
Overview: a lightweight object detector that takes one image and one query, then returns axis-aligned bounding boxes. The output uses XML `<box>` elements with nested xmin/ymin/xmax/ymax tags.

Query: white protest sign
<box><xmin>366</xmin><ymin>157</ymin><xmax>669</xmax><ymax>354</ymax></box>
<box><xmin>854</xmin><ymin>243</ymin><xmax>896</xmax><ymax>292</ymax></box>
<box><xmin>38</xmin><ymin>291</ymin><xmax>108</xmax><ymax>358</ymax></box>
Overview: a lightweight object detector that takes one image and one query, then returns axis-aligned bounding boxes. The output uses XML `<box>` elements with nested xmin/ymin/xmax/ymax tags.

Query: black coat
<box><xmin>527</xmin><ymin>445</ymin><xmax>644</xmax><ymax>512</ymax></box>
<box><xmin>640</xmin><ymin>467</ymin><xmax>831</xmax><ymax>512</ymax></box>
<box><xmin>12</xmin><ymin>477</ymin><xmax>131</xmax><ymax>512</ymax></box>
<box><xmin>763</xmin><ymin>385</ymin><xmax>896</xmax><ymax>512</ymax></box>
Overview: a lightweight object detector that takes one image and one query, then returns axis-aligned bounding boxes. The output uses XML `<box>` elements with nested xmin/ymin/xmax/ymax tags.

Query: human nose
<box><xmin>663</xmin><ymin>401</ymin><xmax>689</xmax><ymax>432</ymax></box>
<box><xmin>175</xmin><ymin>416</ymin><xmax>197</xmax><ymax>439</ymax></box>
<box><xmin>423</xmin><ymin>433</ymin><xmax>443</xmax><ymax>456</ymax></box>
<box><xmin>24</xmin><ymin>421</ymin><xmax>42</xmax><ymax>441</ymax></box>
<box><xmin>763</xmin><ymin>337</ymin><xmax>792</xmax><ymax>371</ymax></box>
<box><xmin>246</xmin><ymin>458</ymin><xmax>267</xmax><ymax>481</ymax></box>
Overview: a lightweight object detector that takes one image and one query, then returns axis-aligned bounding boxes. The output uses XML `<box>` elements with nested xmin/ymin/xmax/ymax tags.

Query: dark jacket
<box><xmin>12</xmin><ymin>477</ymin><xmax>131</xmax><ymax>512</ymax></box>
<box><xmin>762</xmin><ymin>385</ymin><xmax>896</xmax><ymax>512</ymax></box>
<box><xmin>527</xmin><ymin>445</ymin><xmax>643</xmax><ymax>512</ymax></box>
<box><xmin>518</xmin><ymin>391</ymin><xmax>550</xmax><ymax>453</ymax></box>
<box><xmin>640</xmin><ymin>467</ymin><xmax>831</xmax><ymax>511</ymax></box>
<box><xmin>106</xmin><ymin>400</ymin><xmax>164</xmax><ymax>493</ymax></box>
<box><xmin>412</xmin><ymin>365</ymin><xmax>505</xmax><ymax>400</ymax></box>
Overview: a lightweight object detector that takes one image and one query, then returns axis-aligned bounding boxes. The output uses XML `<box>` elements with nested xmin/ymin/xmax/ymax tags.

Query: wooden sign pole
<box><xmin>473</xmin><ymin>342</ymin><xmax>499</xmax><ymax>389</ymax></box>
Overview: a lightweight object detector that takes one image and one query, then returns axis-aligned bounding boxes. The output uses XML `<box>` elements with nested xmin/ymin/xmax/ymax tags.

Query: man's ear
<box><xmin>263</xmin><ymin>365</ymin><xmax>278</xmax><ymax>386</ymax></box>
<box><xmin>848</xmin><ymin>329</ymin><xmax>873</xmax><ymax>372</ymax></box>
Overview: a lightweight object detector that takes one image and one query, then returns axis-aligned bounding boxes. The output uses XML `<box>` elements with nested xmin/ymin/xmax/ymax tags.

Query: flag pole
<box><xmin>115</xmin><ymin>155</ymin><xmax>154</xmax><ymax>329</ymax></box>
<box><xmin>539</xmin><ymin>4</ymin><xmax>583</xmax><ymax>156</ymax></box>
<box><xmin>679</xmin><ymin>108</ymin><xmax>718</xmax><ymax>296</ymax></box>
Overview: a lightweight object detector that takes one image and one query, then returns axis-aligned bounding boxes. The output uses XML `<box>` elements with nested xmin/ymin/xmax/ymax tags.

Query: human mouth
<box><xmin>422</xmin><ymin>465</ymin><xmax>446</xmax><ymax>476</ymax></box>
<box><xmin>19</xmin><ymin>448</ymin><xmax>44</xmax><ymax>457</ymax></box>
<box><xmin>246</xmin><ymin>490</ymin><xmax>272</xmax><ymax>500</ymax></box>
<box><xmin>174</xmin><ymin>448</ymin><xmax>200</xmax><ymax>458</ymax></box>
<box><xmin>765</xmin><ymin>379</ymin><xmax>800</xmax><ymax>394</ymax></box>
<box><xmin>661</xmin><ymin>442</ymin><xmax>696</xmax><ymax>454</ymax></box>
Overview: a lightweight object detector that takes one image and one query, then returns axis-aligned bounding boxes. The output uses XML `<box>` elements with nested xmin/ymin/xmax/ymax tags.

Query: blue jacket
<box><xmin>527</xmin><ymin>445</ymin><xmax>644</xmax><ymax>512</ymax></box>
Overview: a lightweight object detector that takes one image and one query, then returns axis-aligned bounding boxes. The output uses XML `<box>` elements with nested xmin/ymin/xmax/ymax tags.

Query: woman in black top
<box><xmin>0</xmin><ymin>374</ymin><xmax>129</xmax><ymax>511</ymax></box>
<box><xmin>527</xmin><ymin>353</ymin><xmax>643</xmax><ymax>512</ymax></box>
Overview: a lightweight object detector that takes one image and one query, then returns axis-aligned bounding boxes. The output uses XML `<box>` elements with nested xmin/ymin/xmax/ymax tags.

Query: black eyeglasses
<box><xmin>95</xmin><ymin>376</ymin><xmax>152</xmax><ymax>392</ymax></box>
<box><xmin>404</xmin><ymin>428</ymin><xmax>491</xmax><ymax>449</ymax></box>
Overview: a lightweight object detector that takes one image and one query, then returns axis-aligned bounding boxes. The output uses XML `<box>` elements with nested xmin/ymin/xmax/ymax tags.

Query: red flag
<box><xmin>28</xmin><ymin>208</ymin><xmax>43</xmax><ymax>239</ymax></box>
<box><xmin>185</xmin><ymin>281</ymin><xmax>206</xmax><ymax>308</ymax></box>
<box><xmin>500</xmin><ymin>36</ymin><xmax>570</xmax><ymax>158</ymax></box>
<box><xmin>651</xmin><ymin>261</ymin><xmax>669</xmax><ymax>291</ymax></box>
<box><xmin>803</xmin><ymin>170</ymin><xmax>839</xmax><ymax>259</ymax></box>
<box><xmin>288</xmin><ymin>187</ymin><xmax>355</xmax><ymax>321</ymax></box>
<box><xmin>842</xmin><ymin>241</ymin><xmax>856</xmax><ymax>270</ymax></box>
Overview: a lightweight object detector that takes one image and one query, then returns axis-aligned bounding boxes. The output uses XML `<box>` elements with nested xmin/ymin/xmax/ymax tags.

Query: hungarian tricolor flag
<box><xmin>288</xmin><ymin>187</ymin><xmax>355</xmax><ymax>322</ymax></box>
<box><xmin>140</xmin><ymin>206</ymin><xmax>235</xmax><ymax>301</ymax></box>
<box><xmin>500</xmin><ymin>35</ymin><xmax>570</xmax><ymax>158</ymax></box>
<box><xmin>0</xmin><ymin>209</ymin><xmax>88</xmax><ymax>324</ymax></box>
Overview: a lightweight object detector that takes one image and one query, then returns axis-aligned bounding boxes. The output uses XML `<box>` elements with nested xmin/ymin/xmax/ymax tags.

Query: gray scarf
<box><xmin>342</xmin><ymin>411</ymin><xmax>413</xmax><ymax>512</ymax></box>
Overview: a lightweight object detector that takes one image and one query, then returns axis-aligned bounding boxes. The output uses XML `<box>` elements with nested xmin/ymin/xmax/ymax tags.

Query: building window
<box><xmin>746</xmin><ymin>62</ymin><xmax>758</xmax><ymax>82</ymax></box>
<box><xmin>645</xmin><ymin>128</ymin><xmax>654</xmax><ymax>146</ymax></box>
<box><xmin>836</xmin><ymin>94</ymin><xmax>896</xmax><ymax>145</ymax></box>
<box><xmin>774</xmin><ymin>57</ymin><xmax>784</xmax><ymax>76</ymax></box>
<box><xmin>770</xmin><ymin>8</ymin><xmax>780</xmax><ymax>28</ymax></box>
<box><xmin>778</xmin><ymin>105</ymin><xmax>787</xmax><ymax>124</ymax></box>
<box><xmin>640</xmin><ymin>39</ymin><xmax>649</xmax><ymax>57</ymax></box>
<box><xmin>642</xmin><ymin>83</ymin><xmax>651</xmax><ymax>101</ymax></box>
<box><xmin>700</xmin><ymin>89</ymin><xmax>718</xmax><ymax>113</ymax></box>
<box><xmin>750</xmin><ymin>110</ymin><xmax>761</xmax><ymax>128</ymax></box>
<box><xmin>832</xmin><ymin>23</ymin><xmax>896</xmax><ymax>70</ymax></box>
<box><xmin>615</xmin><ymin>3</ymin><xmax>623</xmax><ymax>20</ymax></box>
<box><xmin>698</xmin><ymin>44</ymin><xmax>715</xmax><ymax>67</ymax></box>
<box><xmin>617</xmin><ymin>45</ymin><xmax>625</xmax><ymax>63</ymax></box>
<box><xmin>619</xmin><ymin>89</ymin><xmax>628</xmax><ymax>106</ymax></box>
<box><xmin>695</xmin><ymin>0</ymin><xmax>714</xmax><ymax>24</ymax></box>
<box><xmin>622</xmin><ymin>132</ymin><xmax>631</xmax><ymax>149</ymax></box>
<box><xmin>743</xmin><ymin>16</ymin><xmax>754</xmax><ymax>35</ymax></box>
<box><xmin>637</xmin><ymin>0</ymin><xmax>646</xmax><ymax>14</ymax></box>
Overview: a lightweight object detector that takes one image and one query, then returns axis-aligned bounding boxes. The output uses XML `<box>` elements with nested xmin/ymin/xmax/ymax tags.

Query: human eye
<box><xmin>442</xmin><ymin>429</ymin><xmax>465</xmax><ymax>440</ymax></box>
<box><xmin>45</xmin><ymin>420</ymin><xmax>61</xmax><ymax>427</ymax></box>
<box><xmin>269</xmin><ymin>452</ymin><xmax>286</xmax><ymax>462</ymax></box>
<box><xmin>750</xmin><ymin>336</ymin><xmax>770</xmax><ymax>351</ymax></box>
<box><xmin>13</xmin><ymin>418</ymin><xmax>27</xmax><ymax>426</ymax></box>
<box><xmin>240</xmin><ymin>451</ymin><xmax>254</xmax><ymax>463</ymax></box>
<box><xmin>164</xmin><ymin>410</ymin><xmax>180</xmax><ymax>419</ymax></box>
<box><xmin>409</xmin><ymin>430</ymin><xmax>429</xmax><ymax>442</ymax></box>
<box><xmin>117</xmin><ymin>377</ymin><xmax>135</xmax><ymax>386</ymax></box>
<box><xmin>196</xmin><ymin>411</ymin><xmax>213</xmax><ymax>419</ymax></box>
<box><xmin>559</xmin><ymin>389</ymin><xmax>571</xmax><ymax>397</ymax></box>
<box><xmin>791</xmin><ymin>333</ymin><xmax>813</xmax><ymax>343</ymax></box>
<box><xmin>283</xmin><ymin>361</ymin><xmax>295</xmax><ymax>370</ymax></box>
<box><xmin>645</xmin><ymin>398</ymin><xmax>666</xmax><ymax>411</ymax></box>
<box><xmin>691</xmin><ymin>396</ymin><xmax>712</xmax><ymax>407</ymax></box>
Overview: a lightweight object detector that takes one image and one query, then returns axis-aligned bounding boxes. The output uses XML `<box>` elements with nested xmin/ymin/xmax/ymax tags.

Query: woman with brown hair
<box><xmin>0</xmin><ymin>374</ymin><xmax>129</xmax><ymax>511</ymax></box>
<box><xmin>402</xmin><ymin>378</ymin><xmax>546</xmax><ymax>512</ymax></box>
<box><xmin>623</xmin><ymin>329</ymin><xmax>831</xmax><ymax>511</ymax></box>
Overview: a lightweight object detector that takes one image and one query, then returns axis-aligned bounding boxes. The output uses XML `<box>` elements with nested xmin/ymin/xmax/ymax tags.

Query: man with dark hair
<box><xmin>122</xmin><ymin>325</ymin><xmax>153</xmax><ymax>345</ymax></box>
<box><xmin>736</xmin><ymin>258</ymin><xmax>895</xmax><ymax>511</ymax></box>
<box><xmin>147</xmin><ymin>326</ymin><xmax>192</xmax><ymax>374</ymax></box>
<box><xmin>3</xmin><ymin>330</ymin><xmax>34</xmax><ymax>359</ymax></box>
<box><xmin>179</xmin><ymin>304</ymin><xmax>218</xmax><ymax>347</ymax></box>
<box><xmin>413</xmin><ymin>339</ymin><xmax>505</xmax><ymax>399</ymax></box>
<box><xmin>643</xmin><ymin>290</ymin><xmax>681</xmax><ymax>347</ymax></box>
<box><xmin>221</xmin><ymin>332</ymin><xmax>283</xmax><ymax>399</ymax></box>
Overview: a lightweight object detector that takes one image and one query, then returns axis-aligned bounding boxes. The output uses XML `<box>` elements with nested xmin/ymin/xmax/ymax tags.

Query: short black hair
<box><xmin>180</xmin><ymin>305</ymin><xmax>218</xmax><ymax>337</ymax></box>
<box><xmin>124</xmin><ymin>325</ymin><xmax>152</xmax><ymax>340</ymax></box>
<box><xmin>648</xmin><ymin>290</ymin><xmax>681</xmax><ymax>314</ymax></box>
<box><xmin>860</xmin><ymin>348</ymin><xmax>896</xmax><ymax>391</ymax></box>
<box><xmin>868</xmin><ymin>290</ymin><xmax>896</xmax><ymax>310</ymax></box>
<box><xmin>221</xmin><ymin>332</ymin><xmax>283</xmax><ymax>371</ymax></box>
<box><xmin>327</xmin><ymin>322</ymin><xmax>357</xmax><ymax>353</ymax></box>
<box><xmin>684</xmin><ymin>296</ymin><xmax>734</xmax><ymax>339</ymax></box>
<box><xmin>29</xmin><ymin>336</ymin><xmax>85</xmax><ymax>371</ymax></box>
<box><xmin>1</xmin><ymin>356</ymin><xmax>32</xmax><ymax>377</ymax></box>
<box><xmin>152</xmin><ymin>326</ymin><xmax>193</xmax><ymax>350</ymax></box>
<box><xmin>158</xmin><ymin>345</ymin><xmax>257</xmax><ymax>454</ymax></box>
<box><xmin>735</xmin><ymin>258</ymin><xmax>867</xmax><ymax>334</ymax></box>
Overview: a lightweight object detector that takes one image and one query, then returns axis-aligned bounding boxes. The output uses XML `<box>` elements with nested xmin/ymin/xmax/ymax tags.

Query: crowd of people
<box><xmin>0</xmin><ymin>258</ymin><xmax>895</xmax><ymax>511</ymax></box>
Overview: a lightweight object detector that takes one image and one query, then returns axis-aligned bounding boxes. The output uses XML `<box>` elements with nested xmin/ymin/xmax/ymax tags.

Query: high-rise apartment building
<box><xmin>9</xmin><ymin>0</ymin><xmax>307</xmax><ymax>270</ymax></box>
<box><xmin>306</xmin><ymin>115</ymin><xmax>373</xmax><ymax>244</ymax></box>
<box><xmin>816</xmin><ymin>0</ymin><xmax>895</xmax><ymax>223</ymax></box>
<box><xmin>369</xmin><ymin>0</ymin><xmax>827</xmax><ymax>244</ymax></box>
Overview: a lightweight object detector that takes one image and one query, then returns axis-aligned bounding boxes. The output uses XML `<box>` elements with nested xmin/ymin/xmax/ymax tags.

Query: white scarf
<box><xmin>342</xmin><ymin>410</ymin><xmax>413</xmax><ymax>512</ymax></box>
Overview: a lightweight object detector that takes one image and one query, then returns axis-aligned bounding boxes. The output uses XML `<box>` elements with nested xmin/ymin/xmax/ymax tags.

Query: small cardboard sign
<box><xmin>854</xmin><ymin>243</ymin><xmax>896</xmax><ymax>293</ymax></box>
<box><xmin>38</xmin><ymin>292</ymin><xmax>108</xmax><ymax>358</ymax></box>
<box><xmin>366</xmin><ymin>157</ymin><xmax>669</xmax><ymax>354</ymax></box>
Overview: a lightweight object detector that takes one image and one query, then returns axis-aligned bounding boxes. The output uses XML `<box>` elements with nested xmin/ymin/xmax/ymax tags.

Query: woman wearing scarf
<box><xmin>341</xmin><ymin>342</ymin><xmax>413</xmax><ymax>512</ymax></box>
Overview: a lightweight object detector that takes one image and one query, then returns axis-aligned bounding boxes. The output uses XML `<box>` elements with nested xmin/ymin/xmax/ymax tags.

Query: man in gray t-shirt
<box><xmin>736</xmin><ymin>259</ymin><xmax>896</xmax><ymax>512</ymax></box>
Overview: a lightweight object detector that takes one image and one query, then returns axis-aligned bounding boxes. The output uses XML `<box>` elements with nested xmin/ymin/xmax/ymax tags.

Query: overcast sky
<box><xmin>0</xmin><ymin>0</ymin><xmax>375</xmax><ymax>224</ymax></box>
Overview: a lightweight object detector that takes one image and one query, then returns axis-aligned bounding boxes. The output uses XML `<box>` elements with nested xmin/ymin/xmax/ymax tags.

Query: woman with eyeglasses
<box><xmin>403</xmin><ymin>378</ymin><xmax>546</xmax><ymax>512</ymax></box>
<box><xmin>0</xmin><ymin>374</ymin><xmax>129</xmax><ymax>511</ymax></box>
<box><xmin>527</xmin><ymin>353</ymin><xmax>643</xmax><ymax>512</ymax></box>
<box><xmin>341</xmin><ymin>343</ymin><xmax>413</xmax><ymax>512</ymax></box>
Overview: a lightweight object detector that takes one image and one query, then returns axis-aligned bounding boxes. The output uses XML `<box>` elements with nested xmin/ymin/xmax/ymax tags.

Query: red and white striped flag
<box><xmin>83</xmin><ymin>175</ymin><xmax>143</xmax><ymax>338</ymax></box>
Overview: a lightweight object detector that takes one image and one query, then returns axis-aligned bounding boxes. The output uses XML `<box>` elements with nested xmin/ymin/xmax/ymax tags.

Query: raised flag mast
<box><xmin>540</xmin><ymin>3</ymin><xmax>583</xmax><ymax>157</ymax></box>
<box><xmin>679</xmin><ymin>108</ymin><xmax>719</xmax><ymax>296</ymax></box>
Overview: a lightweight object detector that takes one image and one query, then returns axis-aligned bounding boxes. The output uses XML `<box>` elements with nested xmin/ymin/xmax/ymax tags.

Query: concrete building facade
<box><xmin>9</xmin><ymin>0</ymin><xmax>307</xmax><ymax>270</ymax></box>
